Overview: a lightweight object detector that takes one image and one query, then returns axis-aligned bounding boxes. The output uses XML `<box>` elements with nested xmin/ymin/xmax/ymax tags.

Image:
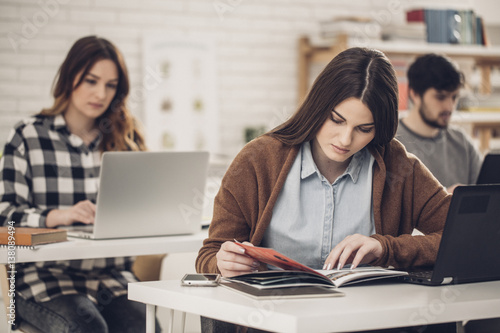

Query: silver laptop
<box><xmin>65</xmin><ymin>151</ymin><xmax>209</xmax><ymax>239</ymax></box>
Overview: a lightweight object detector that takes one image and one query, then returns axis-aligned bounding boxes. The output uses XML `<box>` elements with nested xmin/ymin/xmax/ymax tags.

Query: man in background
<box><xmin>396</xmin><ymin>53</ymin><xmax>483</xmax><ymax>193</ymax></box>
<box><xmin>397</xmin><ymin>53</ymin><xmax>500</xmax><ymax>333</ymax></box>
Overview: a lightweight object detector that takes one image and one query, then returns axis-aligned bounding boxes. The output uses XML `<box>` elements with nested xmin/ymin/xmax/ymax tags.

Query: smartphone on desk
<box><xmin>181</xmin><ymin>273</ymin><xmax>221</xmax><ymax>287</ymax></box>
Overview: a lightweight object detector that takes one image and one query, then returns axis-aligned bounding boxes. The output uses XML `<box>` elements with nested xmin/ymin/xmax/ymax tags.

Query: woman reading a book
<box><xmin>0</xmin><ymin>36</ymin><xmax>161</xmax><ymax>332</ymax></box>
<box><xmin>196</xmin><ymin>47</ymin><xmax>452</xmax><ymax>332</ymax></box>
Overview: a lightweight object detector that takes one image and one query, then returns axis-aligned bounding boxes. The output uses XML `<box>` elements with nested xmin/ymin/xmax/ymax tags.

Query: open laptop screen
<box><xmin>476</xmin><ymin>154</ymin><xmax>500</xmax><ymax>185</ymax></box>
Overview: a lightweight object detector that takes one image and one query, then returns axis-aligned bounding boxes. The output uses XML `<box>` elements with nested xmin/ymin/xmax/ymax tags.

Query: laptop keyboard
<box><xmin>61</xmin><ymin>224</ymin><xmax>93</xmax><ymax>233</ymax></box>
<box><xmin>408</xmin><ymin>270</ymin><xmax>433</xmax><ymax>280</ymax></box>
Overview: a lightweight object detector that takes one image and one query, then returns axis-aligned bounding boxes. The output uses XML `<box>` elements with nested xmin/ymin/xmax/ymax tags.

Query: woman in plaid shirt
<box><xmin>0</xmin><ymin>36</ymin><xmax>161</xmax><ymax>332</ymax></box>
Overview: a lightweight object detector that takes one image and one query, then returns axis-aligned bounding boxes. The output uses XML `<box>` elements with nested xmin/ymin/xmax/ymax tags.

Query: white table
<box><xmin>0</xmin><ymin>230</ymin><xmax>207</xmax><ymax>332</ymax></box>
<box><xmin>128</xmin><ymin>279</ymin><xmax>500</xmax><ymax>333</ymax></box>
<box><xmin>0</xmin><ymin>230</ymin><xmax>207</xmax><ymax>264</ymax></box>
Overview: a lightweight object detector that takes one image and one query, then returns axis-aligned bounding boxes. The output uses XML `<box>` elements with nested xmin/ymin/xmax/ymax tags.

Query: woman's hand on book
<box><xmin>323</xmin><ymin>234</ymin><xmax>383</xmax><ymax>270</ymax></box>
<box><xmin>46</xmin><ymin>200</ymin><xmax>96</xmax><ymax>227</ymax></box>
<box><xmin>216</xmin><ymin>241</ymin><xmax>260</xmax><ymax>277</ymax></box>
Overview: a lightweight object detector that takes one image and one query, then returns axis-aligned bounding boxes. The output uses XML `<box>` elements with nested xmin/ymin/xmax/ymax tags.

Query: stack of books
<box><xmin>381</xmin><ymin>23</ymin><xmax>427</xmax><ymax>43</ymax></box>
<box><xmin>406</xmin><ymin>8</ymin><xmax>487</xmax><ymax>45</ymax></box>
<box><xmin>319</xmin><ymin>16</ymin><xmax>382</xmax><ymax>42</ymax></box>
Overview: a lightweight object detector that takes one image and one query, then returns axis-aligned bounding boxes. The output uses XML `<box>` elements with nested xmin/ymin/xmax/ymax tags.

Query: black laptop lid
<box><xmin>432</xmin><ymin>184</ymin><xmax>500</xmax><ymax>284</ymax></box>
<box><xmin>476</xmin><ymin>154</ymin><xmax>500</xmax><ymax>185</ymax></box>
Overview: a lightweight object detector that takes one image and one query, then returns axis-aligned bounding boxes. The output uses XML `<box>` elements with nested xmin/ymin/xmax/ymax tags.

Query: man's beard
<box><xmin>418</xmin><ymin>104</ymin><xmax>450</xmax><ymax>129</ymax></box>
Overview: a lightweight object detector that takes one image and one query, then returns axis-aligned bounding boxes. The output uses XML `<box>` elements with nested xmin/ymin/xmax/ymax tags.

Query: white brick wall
<box><xmin>0</xmin><ymin>0</ymin><xmax>478</xmax><ymax>157</ymax></box>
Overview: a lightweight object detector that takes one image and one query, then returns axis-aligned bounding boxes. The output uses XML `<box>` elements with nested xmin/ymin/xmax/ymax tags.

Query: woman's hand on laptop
<box><xmin>46</xmin><ymin>200</ymin><xmax>96</xmax><ymax>227</ymax></box>
<box><xmin>216</xmin><ymin>241</ymin><xmax>260</xmax><ymax>277</ymax></box>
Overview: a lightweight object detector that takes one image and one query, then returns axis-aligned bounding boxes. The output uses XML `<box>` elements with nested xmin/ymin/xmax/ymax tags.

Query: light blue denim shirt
<box><xmin>261</xmin><ymin>141</ymin><xmax>375</xmax><ymax>269</ymax></box>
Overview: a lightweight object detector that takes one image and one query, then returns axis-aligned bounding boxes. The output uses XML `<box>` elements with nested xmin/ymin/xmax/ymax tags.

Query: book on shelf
<box><xmin>406</xmin><ymin>9</ymin><xmax>425</xmax><ymax>23</ymax></box>
<box><xmin>381</xmin><ymin>23</ymin><xmax>427</xmax><ymax>43</ymax></box>
<box><xmin>458</xmin><ymin>9</ymin><xmax>476</xmax><ymax>45</ymax></box>
<box><xmin>390</xmin><ymin>57</ymin><xmax>411</xmax><ymax>111</ymax></box>
<box><xmin>319</xmin><ymin>16</ymin><xmax>382</xmax><ymax>41</ymax></box>
<box><xmin>407</xmin><ymin>7</ymin><xmax>487</xmax><ymax>45</ymax></box>
<box><xmin>424</xmin><ymin>9</ymin><xmax>462</xmax><ymax>44</ymax></box>
<box><xmin>477</xmin><ymin>16</ymin><xmax>488</xmax><ymax>46</ymax></box>
<box><xmin>222</xmin><ymin>241</ymin><xmax>408</xmax><ymax>296</ymax></box>
<box><xmin>0</xmin><ymin>226</ymin><xmax>67</xmax><ymax>247</ymax></box>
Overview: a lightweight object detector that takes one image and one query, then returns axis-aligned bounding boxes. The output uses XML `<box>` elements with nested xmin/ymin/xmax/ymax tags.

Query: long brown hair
<box><xmin>269</xmin><ymin>47</ymin><xmax>398</xmax><ymax>147</ymax></box>
<box><xmin>40</xmin><ymin>35</ymin><xmax>146</xmax><ymax>152</ymax></box>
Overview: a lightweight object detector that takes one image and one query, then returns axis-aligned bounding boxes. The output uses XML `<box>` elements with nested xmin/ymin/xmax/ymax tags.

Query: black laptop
<box><xmin>402</xmin><ymin>184</ymin><xmax>500</xmax><ymax>286</ymax></box>
<box><xmin>476</xmin><ymin>154</ymin><xmax>500</xmax><ymax>185</ymax></box>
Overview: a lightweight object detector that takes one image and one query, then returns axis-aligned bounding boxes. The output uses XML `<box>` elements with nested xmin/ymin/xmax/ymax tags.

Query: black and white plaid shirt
<box><xmin>0</xmin><ymin>114</ymin><xmax>136</xmax><ymax>303</ymax></box>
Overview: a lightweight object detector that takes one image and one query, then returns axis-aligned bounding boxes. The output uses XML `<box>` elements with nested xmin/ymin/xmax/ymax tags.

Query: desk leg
<box><xmin>180</xmin><ymin>311</ymin><xmax>186</xmax><ymax>333</ymax></box>
<box><xmin>146</xmin><ymin>304</ymin><xmax>156</xmax><ymax>333</ymax></box>
<box><xmin>167</xmin><ymin>309</ymin><xmax>174</xmax><ymax>333</ymax></box>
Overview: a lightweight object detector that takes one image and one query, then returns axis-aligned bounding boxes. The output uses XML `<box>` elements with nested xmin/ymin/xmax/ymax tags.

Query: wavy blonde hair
<box><xmin>40</xmin><ymin>35</ymin><xmax>146</xmax><ymax>152</ymax></box>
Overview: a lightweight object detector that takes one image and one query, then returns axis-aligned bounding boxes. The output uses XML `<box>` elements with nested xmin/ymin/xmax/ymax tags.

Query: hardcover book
<box><xmin>0</xmin><ymin>227</ymin><xmax>67</xmax><ymax>246</ymax></box>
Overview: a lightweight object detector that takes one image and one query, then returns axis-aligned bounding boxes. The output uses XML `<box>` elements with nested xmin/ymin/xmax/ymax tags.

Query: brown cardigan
<box><xmin>196</xmin><ymin>135</ymin><xmax>451</xmax><ymax>273</ymax></box>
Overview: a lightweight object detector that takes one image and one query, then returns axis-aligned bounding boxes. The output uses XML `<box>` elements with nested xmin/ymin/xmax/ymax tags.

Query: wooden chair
<box><xmin>132</xmin><ymin>254</ymin><xmax>167</xmax><ymax>282</ymax></box>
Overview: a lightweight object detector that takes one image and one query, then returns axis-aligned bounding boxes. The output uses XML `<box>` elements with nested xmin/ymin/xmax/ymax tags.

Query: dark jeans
<box><xmin>17</xmin><ymin>293</ymin><xmax>162</xmax><ymax>333</ymax></box>
<box><xmin>200</xmin><ymin>317</ymin><xmax>457</xmax><ymax>333</ymax></box>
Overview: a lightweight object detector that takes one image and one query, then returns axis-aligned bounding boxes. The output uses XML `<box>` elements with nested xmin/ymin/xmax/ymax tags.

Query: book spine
<box><xmin>406</xmin><ymin>9</ymin><xmax>425</xmax><ymax>23</ymax></box>
<box><xmin>447</xmin><ymin>9</ymin><xmax>461</xmax><ymax>44</ymax></box>
<box><xmin>425</xmin><ymin>9</ymin><xmax>440</xmax><ymax>43</ymax></box>
<box><xmin>422</xmin><ymin>8</ymin><xmax>484</xmax><ymax>46</ymax></box>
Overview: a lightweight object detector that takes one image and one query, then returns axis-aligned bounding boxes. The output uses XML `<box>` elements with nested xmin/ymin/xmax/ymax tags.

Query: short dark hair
<box><xmin>407</xmin><ymin>53</ymin><xmax>464</xmax><ymax>96</ymax></box>
<box><xmin>269</xmin><ymin>47</ymin><xmax>399</xmax><ymax>147</ymax></box>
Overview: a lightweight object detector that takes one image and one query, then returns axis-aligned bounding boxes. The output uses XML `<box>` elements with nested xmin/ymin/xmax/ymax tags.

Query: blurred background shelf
<box><xmin>298</xmin><ymin>35</ymin><xmax>500</xmax><ymax>153</ymax></box>
<box><xmin>298</xmin><ymin>34</ymin><xmax>500</xmax><ymax>101</ymax></box>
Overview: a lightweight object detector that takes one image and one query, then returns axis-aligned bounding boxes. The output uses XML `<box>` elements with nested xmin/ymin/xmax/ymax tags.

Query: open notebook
<box><xmin>63</xmin><ymin>151</ymin><xmax>209</xmax><ymax>239</ymax></box>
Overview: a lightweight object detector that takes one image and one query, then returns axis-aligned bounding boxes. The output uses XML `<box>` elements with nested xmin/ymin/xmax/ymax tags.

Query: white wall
<box><xmin>1</xmin><ymin>0</ymin><xmax>496</xmax><ymax>331</ymax></box>
<box><xmin>5</xmin><ymin>0</ymin><xmax>489</xmax><ymax>157</ymax></box>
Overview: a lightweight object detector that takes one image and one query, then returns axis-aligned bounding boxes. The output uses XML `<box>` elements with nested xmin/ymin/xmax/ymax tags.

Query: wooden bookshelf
<box><xmin>298</xmin><ymin>35</ymin><xmax>500</xmax><ymax>101</ymax></box>
<box><xmin>297</xmin><ymin>35</ymin><xmax>500</xmax><ymax>152</ymax></box>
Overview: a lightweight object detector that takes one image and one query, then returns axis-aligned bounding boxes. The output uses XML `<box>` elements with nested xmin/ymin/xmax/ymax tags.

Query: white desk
<box><xmin>0</xmin><ymin>230</ymin><xmax>207</xmax><ymax>264</ymax></box>
<box><xmin>129</xmin><ymin>279</ymin><xmax>500</xmax><ymax>333</ymax></box>
<box><xmin>0</xmin><ymin>230</ymin><xmax>207</xmax><ymax>332</ymax></box>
